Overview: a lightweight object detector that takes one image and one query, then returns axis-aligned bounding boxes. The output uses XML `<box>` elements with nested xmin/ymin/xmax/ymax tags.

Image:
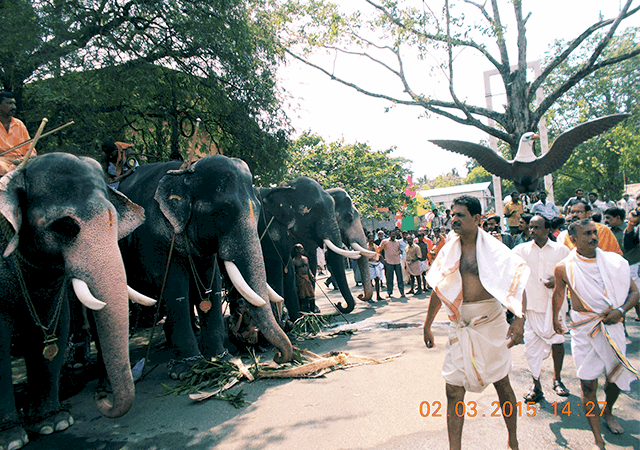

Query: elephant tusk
<box><xmin>351</xmin><ymin>242</ymin><xmax>377</xmax><ymax>258</ymax></box>
<box><xmin>267</xmin><ymin>284</ymin><xmax>284</xmax><ymax>303</ymax></box>
<box><xmin>128</xmin><ymin>286</ymin><xmax>157</xmax><ymax>307</ymax></box>
<box><xmin>224</xmin><ymin>261</ymin><xmax>267</xmax><ymax>307</ymax></box>
<box><xmin>323</xmin><ymin>239</ymin><xmax>361</xmax><ymax>259</ymax></box>
<box><xmin>72</xmin><ymin>278</ymin><xmax>107</xmax><ymax>311</ymax></box>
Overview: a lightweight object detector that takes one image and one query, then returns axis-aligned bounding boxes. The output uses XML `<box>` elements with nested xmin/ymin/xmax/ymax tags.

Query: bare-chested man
<box><xmin>293</xmin><ymin>243</ymin><xmax>318</xmax><ymax>313</ymax></box>
<box><xmin>552</xmin><ymin>219</ymin><xmax>638</xmax><ymax>450</ymax></box>
<box><xmin>423</xmin><ymin>195</ymin><xmax>529</xmax><ymax>450</ymax></box>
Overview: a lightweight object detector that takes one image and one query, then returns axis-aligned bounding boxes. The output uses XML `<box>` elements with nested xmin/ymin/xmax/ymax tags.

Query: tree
<box><xmin>1</xmin><ymin>0</ymin><xmax>291</xmax><ymax>180</ymax></box>
<box><xmin>277</xmin><ymin>0</ymin><xmax>639</xmax><ymax>156</ymax></box>
<box><xmin>543</xmin><ymin>28</ymin><xmax>640</xmax><ymax>202</ymax></box>
<box><xmin>285</xmin><ymin>132</ymin><xmax>413</xmax><ymax>218</ymax></box>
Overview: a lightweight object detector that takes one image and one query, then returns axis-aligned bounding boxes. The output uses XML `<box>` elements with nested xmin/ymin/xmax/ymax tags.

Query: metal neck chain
<box><xmin>13</xmin><ymin>254</ymin><xmax>67</xmax><ymax>341</ymax></box>
<box><xmin>182</xmin><ymin>235</ymin><xmax>217</xmax><ymax>302</ymax></box>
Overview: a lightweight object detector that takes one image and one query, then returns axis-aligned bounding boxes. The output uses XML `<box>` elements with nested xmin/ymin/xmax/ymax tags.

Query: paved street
<box><xmin>22</xmin><ymin>270</ymin><xmax>640</xmax><ymax>450</ymax></box>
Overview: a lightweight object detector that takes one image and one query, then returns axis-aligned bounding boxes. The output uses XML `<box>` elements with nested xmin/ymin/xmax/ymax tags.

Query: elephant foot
<box><xmin>0</xmin><ymin>426</ymin><xmax>29</xmax><ymax>450</ymax></box>
<box><xmin>27</xmin><ymin>411</ymin><xmax>74</xmax><ymax>435</ymax></box>
<box><xmin>168</xmin><ymin>355</ymin><xmax>204</xmax><ymax>380</ymax></box>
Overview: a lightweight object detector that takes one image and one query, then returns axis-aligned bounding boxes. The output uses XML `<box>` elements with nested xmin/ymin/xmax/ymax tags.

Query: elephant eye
<box><xmin>48</xmin><ymin>217</ymin><xmax>81</xmax><ymax>243</ymax></box>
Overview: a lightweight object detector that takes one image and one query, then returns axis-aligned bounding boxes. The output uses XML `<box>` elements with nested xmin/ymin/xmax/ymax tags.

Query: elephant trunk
<box><xmin>326</xmin><ymin>248</ymin><xmax>356</xmax><ymax>314</ymax></box>
<box><xmin>219</xmin><ymin>227</ymin><xmax>293</xmax><ymax>363</ymax></box>
<box><xmin>66</xmin><ymin>205</ymin><xmax>134</xmax><ymax>418</ymax></box>
<box><xmin>346</xmin><ymin>216</ymin><xmax>373</xmax><ymax>302</ymax></box>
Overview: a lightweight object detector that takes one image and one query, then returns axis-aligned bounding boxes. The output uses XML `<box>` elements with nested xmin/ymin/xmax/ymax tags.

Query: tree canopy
<box><xmin>1</xmin><ymin>0</ymin><xmax>290</xmax><ymax>181</ymax></box>
<box><xmin>277</xmin><ymin>0</ymin><xmax>639</xmax><ymax>156</ymax></box>
<box><xmin>543</xmin><ymin>28</ymin><xmax>640</xmax><ymax>202</ymax></box>
<box><xmin>284</xmin><ymin>132</ymin><xmax>412</xmax><ymax>218</ymax></box>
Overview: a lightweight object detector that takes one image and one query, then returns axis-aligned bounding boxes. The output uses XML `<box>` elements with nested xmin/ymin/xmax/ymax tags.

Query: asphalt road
<box><xmin>18</xmin><ymin>270</ymin><xmax>640</xmax><ymax>450</ymax></box>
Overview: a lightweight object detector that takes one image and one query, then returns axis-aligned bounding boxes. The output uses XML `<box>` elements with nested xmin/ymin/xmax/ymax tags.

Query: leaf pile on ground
<box><xmin>161</xmin><ymin>348</ymin><xmax>402</xmax><ymax>407</ymax></box>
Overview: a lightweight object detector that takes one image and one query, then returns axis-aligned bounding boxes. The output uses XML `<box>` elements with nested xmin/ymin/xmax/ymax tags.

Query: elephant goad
<box><xmin>258</xmin><ymin>177</ymin><xmax>364</xmax><ymax>317</ymax></box>
<box><xmin>327</xmin><ymin>188</ymin><xmax>374</xmax><ymax>305</ymax></box>
<box><xmin>0</xmin><ymin>153</ymin><xmax>146</xmax><ymax>450</ymax></box>
<box><xmin>118</xmin><ymin>155</ymin><xmax>293</xmax><ymax>379</ymax></box>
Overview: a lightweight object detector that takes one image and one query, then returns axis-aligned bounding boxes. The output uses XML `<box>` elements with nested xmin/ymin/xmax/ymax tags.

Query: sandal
<box><xmin>553</xmin><ymin>380</ymin><xmax>569</xmax><ymax>397</ymax></box>
<box><xmin>523</xmin><ymin>386</ymin><xmax>543</xmax><ymax>403</ymax></box>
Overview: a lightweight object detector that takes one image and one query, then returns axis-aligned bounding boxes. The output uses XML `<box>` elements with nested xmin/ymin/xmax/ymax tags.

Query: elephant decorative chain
<box><xmin>13</xmin><ymin>251</ymin><xmax>68</xmax><ymax>361</ymax></box>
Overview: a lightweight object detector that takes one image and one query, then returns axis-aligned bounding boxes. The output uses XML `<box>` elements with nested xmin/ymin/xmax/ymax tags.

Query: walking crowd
<box><xmin>358</xmin><ymin>188</ymin><xmax>638</xmax><ymax>450</ymax></box>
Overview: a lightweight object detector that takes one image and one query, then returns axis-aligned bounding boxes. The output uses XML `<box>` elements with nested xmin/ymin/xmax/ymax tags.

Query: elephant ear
<box><xmin>261</xmin><ymin>186</ymin><xmax>296</xmax><ymax>228</ymax></box>
<box><xmin>154</xmin><ymin>172</ymin><xmax>192</xmax><ymax>234</ymax></box>
<box><xmin>107</xmin><ymin>187</ymin><xmax>146</xmax><ymax>240</ymax></box>
<box><xmin>0</xmin><ymin>168</ymin><xmax>25</xmax><ymax>257</ymax></box>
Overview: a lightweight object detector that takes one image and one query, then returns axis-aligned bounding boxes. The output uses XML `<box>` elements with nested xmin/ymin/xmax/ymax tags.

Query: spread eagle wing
<box><xmin>429</xmin><ymin>140</ymin><xmax>514</xmax><ymax>179</ymax></box>
<box><xmin>535</xmin><ymin>113</ymin><xmax>630</xmax><ymax>176</ymax></box>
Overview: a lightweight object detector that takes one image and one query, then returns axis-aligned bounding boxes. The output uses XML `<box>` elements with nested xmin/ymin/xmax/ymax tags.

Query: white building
<box><xmin>418</xmin><ymin>182</ymin><xmax>494</xmax><ymax>213</ymax></box>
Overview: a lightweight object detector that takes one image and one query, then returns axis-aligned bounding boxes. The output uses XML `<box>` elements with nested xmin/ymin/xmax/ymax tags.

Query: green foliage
<box><xmin>543</xmin><ymin>28</ymin><xmax>640</xmax><ymax>203</ymax></box>
<box><xmin>284</xmin><ymin>132</ymin><xmax>413</xmax><ymax>218</ymax></box>
<box><xmin>1</xmin><ymin>0</ymin><xmax>291</xmax><ymax>181</ymax></box>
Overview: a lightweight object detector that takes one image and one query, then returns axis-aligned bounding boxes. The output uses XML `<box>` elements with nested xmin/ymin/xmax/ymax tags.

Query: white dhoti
<box><xmin>570</xmin><ymin>310</ymin><xmax>636</xmax><ymax>391</ymax></box>
<box><xmin>524</xmin><ymin>304</ymin><xmax>566</xmax><ymax>379</ymax></box>
<box><xmin>369</xmin><ymin>261</ymin><xmax>384</xmax><ymax>280</ymax></box>
<box><xmin>563</xmin><ymin>248</ymin><xmax>639</xmax><ymax>391</ymax></box>
<box><xmin>443</xmin><ymin>299</ymin><xmax>511</xmax><ymax>392</ymax></box>
<box><xmin>419</xmin><ymin>260</ymin><xmax>429</xmax><ymax>273</ymax></box>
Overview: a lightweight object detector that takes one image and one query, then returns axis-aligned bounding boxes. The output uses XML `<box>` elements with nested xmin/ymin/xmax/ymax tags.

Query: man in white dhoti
<box><xmin>552</xmin><ymin>219</ymin><xmax>638</xmax><ymax>450</ymax></box>
<box><xmin>423</xmin><ymin>195</ymin><xmax>530</xmax><ymax>450</ymax></box>
<box><xmin>513</xmin><ymin>215</ymin><xmax>570</xmax><ymax>402</ymax></box>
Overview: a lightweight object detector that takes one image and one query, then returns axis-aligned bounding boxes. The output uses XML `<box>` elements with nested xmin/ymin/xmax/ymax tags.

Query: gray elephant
<box><xmin>258</xmin><ymin>177</ymin><xmax>363</xmax><ymax>316</ymax></box>
<box><xmin>327</xmin><ymin>188</ymin><xmax>374</xmax><ymax>304</ymax></box>
<box><xmin>0</xmin><ymin>153</ymin><xmax>147</xmax><ymax>450</ymax></box>
<box><xmin>117</xmin><ymin>155</ymin><xmax>293</xmax><ymax>378</ymax></box>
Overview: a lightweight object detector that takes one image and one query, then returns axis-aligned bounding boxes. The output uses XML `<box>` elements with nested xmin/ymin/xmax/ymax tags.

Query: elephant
<box><xmin>117</xmin><ymin>155</ymin><xmax>293</xmax><ymax>378</ymax></box>
<box><xmin>327</xmin><ymin>188</ymin><xmax>375</xmax><ymax>305</ymax></box>
<box><xmin>257</xmin><ymin>177</ymin><xmax>364</xmax><ymax>317</ymax></box>
<box><xmin>0</xmin><ymin>153</ymin><xmax>148</xmax><ymax>450</ymax></box>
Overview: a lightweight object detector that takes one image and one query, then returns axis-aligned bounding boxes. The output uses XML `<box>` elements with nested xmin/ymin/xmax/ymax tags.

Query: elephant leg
<box><xmin>0</xmin><ymin>312</ymin><xmax>21</xmax><ymax>433</ymax></box>
<box><xmin>283</xmin><ymin>260</ymin><xmax>301</xmax><ymax>321</ymax></box>
<box><xmin>198</xmin><ymin>264</ymin><xmax>227</xmax><ymax>359</ymax></box>
<box><xmin>22</xmin><ymin>301</ymin><xmax>72</xmax><ymax>432</ymax></box>
<box><xmin>163</xmin><ymin>264</ymin><xmax>201</xmax><ymax>379</ymax></box>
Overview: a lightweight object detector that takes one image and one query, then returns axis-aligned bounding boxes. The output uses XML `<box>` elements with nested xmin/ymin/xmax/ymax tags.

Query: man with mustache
<box><xmin>561</xmin><ymin>200</ymin><xmax>622</xmax><ymax>255</ymax></box>
<box><xmin>423</xmin><ymin>195</ymin><xmax>529</xmax><ymax>450</ymax></box>
<box><xmin>552</xmin><ymin>219</ymin><xmax>638</xmax><ymax>449</ymax></box>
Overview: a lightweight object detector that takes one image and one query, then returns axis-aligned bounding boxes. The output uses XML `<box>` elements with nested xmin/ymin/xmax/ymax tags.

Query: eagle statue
<box><xmin>429</xmin><ymin>113</ymin><xmax>630</xmax><ymax>193</ymax></box>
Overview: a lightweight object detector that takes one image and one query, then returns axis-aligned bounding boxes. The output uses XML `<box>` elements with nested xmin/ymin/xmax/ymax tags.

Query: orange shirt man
<box><xmin>0</xmin><ymin>92</ymin><xmax>34</xmax><ymax>176</ymax></box>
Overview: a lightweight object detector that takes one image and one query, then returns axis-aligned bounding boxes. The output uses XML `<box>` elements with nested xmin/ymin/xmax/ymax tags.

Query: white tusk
<box><xmin>128</xmin><ymin>286</ymin><xmax>157</xmax><ymax>306</ymax></box>
<box><xmin>351</xmin><ymin>242</ymin><xmax>377</xmax><ymax>258</ymax></box>
<box><xmin>224</xmin><ymin>261</ymin><xmax>267</xmax><ymax>307</ymax></box>
<box><xmin>324</xmin><ymin>239</ymin><xmax>361</xmax><ymax>259</ymax></box>
<box><xmin>72</xmin><ymin>278</ymin><xmax>107</xmax><ymax>311</ymax></box>
<box><xmin>267</xmin><ymin>284</ymin><xmax>284</xmax><ymax>303</ymax></box>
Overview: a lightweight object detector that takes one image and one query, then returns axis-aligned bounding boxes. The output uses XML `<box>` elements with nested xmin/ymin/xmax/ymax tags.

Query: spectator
<box><xmin>619</xmin><ymin>193</ymin><xmax>636</xmax><ymax>215</ymax></box>
<box><xmin>514</xmin><ymin>213</ymin><xmax>533</xmax><ymax>246</ymax></box>
<box><xmin>550</xmin><ymin>217</ymin><xmax>565</xmax><ymax>241</ymax></box>
<box><xmin>623</xmin><ymin>208</ymin><xmax>640</xmax><ymax>320</ymax></box>
<box><xmin>504</xmin><ymin>191</ymin><xmax>524</xmax><ymax>235</ymax></box>
<box><xmin>486</xmin><ymin>215</ymin><xmax>516</xmax><ymax>249</ymax></box>
<box><xmin>563</xmin><ymin>188</ymin><xmax>585</xmax><ymax>214</ymax></box>
<box><xmin>378</xmin><ymin>231</ymin><xmax>405</xmax><ymax>298</ymax></box>
<box><xmin>531</xmin><ymin>191</ymin><xmax>560</xmax><ymax>220</ymax></box>
<box><xmin>561</xmin><ymin>199</ymin><xmax>622</xmax><ymax>254</ymax></box>
<box><xmin>443</xmin><ymin>209</ymin><xmax>452</xmax><ymax>229</ymax></box>
<box><xmin>602</xmin><ymin>194</ymin><xmax>616</xmax><ymax>210</ymax></box>
<box><xmin>588</xmin><ymin>192</ymin><xmax>606</xmax><ymax>216</ymax></box>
